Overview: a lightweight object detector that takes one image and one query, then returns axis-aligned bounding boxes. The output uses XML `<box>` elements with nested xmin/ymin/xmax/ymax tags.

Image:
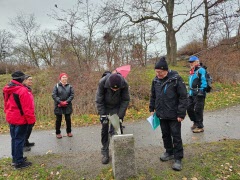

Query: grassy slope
<box><xmin>0</xmin><ymin>64</ymin><xmax>240</xmax><ymax>134</ymax></box>
<box><xmin>0</xmin><ymin>65</ymin><xmax>240</xmax><ymax>179</ymax></box>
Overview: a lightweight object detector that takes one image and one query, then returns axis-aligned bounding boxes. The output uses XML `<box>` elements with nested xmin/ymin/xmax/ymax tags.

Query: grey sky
<box><xmin>0</xmin><ymin>0</ymin><xmax>76</xmax><ymax>30</ymax></box>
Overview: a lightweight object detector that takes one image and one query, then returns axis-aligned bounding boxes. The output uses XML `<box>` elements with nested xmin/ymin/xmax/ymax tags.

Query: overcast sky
<box><xmin>0</xmin><ymin>0</ymin><xmax>77</xmax><ymax>30</ymax></box>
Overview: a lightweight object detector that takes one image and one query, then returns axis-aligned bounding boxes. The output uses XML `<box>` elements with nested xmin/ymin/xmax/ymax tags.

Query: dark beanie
<box><xmin>155</xmin><ymin>57</ymin><xmax>168</xmax><ymax>70</ymax></box>
<box><xmin>109</xmin><ymin>74</ymin><xmax>122</xmax><ymax>89</ymax></box>
<box><xmin>24</xmin><ymin>75</ymin><xmax>31</xmax><ymax>80</ymax></box>
<box><xmin>11</xmin><ymin>71</ymin><xmax>25</xmax><ymax>83</ymax></box>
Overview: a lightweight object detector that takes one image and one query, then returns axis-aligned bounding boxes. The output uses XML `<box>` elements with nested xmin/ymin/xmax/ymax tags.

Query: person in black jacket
<box><xmin>95</xmin><ymin>73</ymin><xmax>130</xmax><ymax>164</ymax></box>
<box><xmin>52</xmin><ymin>73</ymin><xmax>74</xmax><ymax>139</ymax></box>
<box><xmin>149</xmin><ymin>57</ymin><xmax>188</xmax><ymax>171</ymax></box>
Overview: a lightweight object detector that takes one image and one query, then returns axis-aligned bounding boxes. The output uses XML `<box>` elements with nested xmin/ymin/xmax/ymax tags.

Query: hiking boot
<box><xmin>12</xmin><ymin>157</ymin><xmax>27</xmax><ymax>166</ymax></box>
<box><xmin>160</xmin><ymin>152</ymin><xmax>174</xmax><ymax>161</ymax></box>
<box><xmin>191</xmin><ymin>124</ymin><xmax>197</xmax><ymax>130</ymax></box>
<box><xmin>15</xmin><ymin>161</ymin><xmax>32</xmax><ymax>170</ymax></box>
<box><xmin>101</xmin><ymin>155</ymin><xmax>109</xmax><ymax>164</ymax></box>
<box><xmin>56</xmin><ymin>134</ymin><xmax>62</xmax><ymax>139</ymax></box>
<box><xmin>23</xmin><ymin>146</ymin><xmax>31</xmax><ymax>152</ymax></box>
<box><xmin>172</xmin><ymin>159</ymin><xmax>182</xmax><ymax>171</ymax></box>
<box><xmin>25</xmin><ymin>141</ymin><xmax>35</xmax><ymax>147</ymax></box>
<box><xmin>67</xmin><ymin>133</ymin><xmax>73</xmax><ymax>137</ymax></box>
<box><xmin>192</xmin><ymin>127</ymin><xmax>204</xmax><ymax>133</ymax></box>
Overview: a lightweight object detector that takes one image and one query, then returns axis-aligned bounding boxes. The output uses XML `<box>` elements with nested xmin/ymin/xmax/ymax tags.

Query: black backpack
<box><xmin>101</xmin><ymin>71</ymin><xmax>111</xmax><ymax>78</ymax></box>
<box><xmin>197</xmin><ymin>65</ymin><xmax>213</xmax><ymax>93</ymax></box>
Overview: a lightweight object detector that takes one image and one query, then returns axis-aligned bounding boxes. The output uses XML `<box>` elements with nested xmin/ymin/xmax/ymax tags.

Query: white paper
<box><xmin>108</xmin><ymin>114</ymin><xmax>121</xmax><ymax>135</ymax></box>
<box><xmin>147</xmin><ymin>115</ymin><xmax>154</xmax><ymax>128</ymax></box>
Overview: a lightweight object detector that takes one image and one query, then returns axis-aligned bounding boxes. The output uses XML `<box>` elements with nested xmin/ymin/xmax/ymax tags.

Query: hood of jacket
<box><xmin>3</xmin><ymin>80</ymin><xmax>24</xmax><ymax>95</ymax></box>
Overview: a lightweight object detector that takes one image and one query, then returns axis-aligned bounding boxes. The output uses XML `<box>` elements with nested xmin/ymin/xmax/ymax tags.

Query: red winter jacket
<box><xmin>3</xmin><ymin>80</ymin><xmax>36</xmax><ymax>125</ymax></box>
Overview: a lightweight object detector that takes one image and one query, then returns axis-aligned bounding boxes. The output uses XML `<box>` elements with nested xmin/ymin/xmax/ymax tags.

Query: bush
<box><xmin>178</xmin><ymin>40</ymin><xmax>203</xmax><ymax>56</ymax></box>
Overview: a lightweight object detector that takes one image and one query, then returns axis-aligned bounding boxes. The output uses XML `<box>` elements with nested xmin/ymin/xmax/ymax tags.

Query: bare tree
<box><xmin>51</xmin><ymin>0</ymin><xmax>102</xmax><ymax>70</ymax></box>
<box><xmin>34</xmin><ymin>30</ymin><xmax>60</xmax><ymax>67</ymax></box>
<box><xmin>202</xmin><ymin>0</ymin><xmax>239</xmax><ymax>48</ymax></box>
<box><xmin>0</xmin><ymin>30</ymin><xmax>13</xmax><ymax>62</ymax></box>
<box><xmin>0</xmin><ymin>30</ymin><xmax>14</xmax><ymax>73</ymax></box>
<box><xmin>101</xmin><ymin>0</ymin><xmax>203</xmax><ymax>65</ymax></box>
<box><xmin>10</xmin><ymin>13</ymin><xmax>40</xmax><ymax>68</ymax></box>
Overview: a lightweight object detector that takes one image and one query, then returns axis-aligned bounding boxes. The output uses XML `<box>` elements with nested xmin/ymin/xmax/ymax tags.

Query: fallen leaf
<box><xmin>192</xmin><ymin>136</ymin><xmax>198</xmax><ymax>140</ymax></box>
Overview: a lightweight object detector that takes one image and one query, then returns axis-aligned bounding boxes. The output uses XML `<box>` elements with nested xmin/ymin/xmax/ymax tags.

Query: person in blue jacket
<box><xmin>187</xmin><ymin>56</ymin><xmax>207</xmax><ymax>133</ymax></box>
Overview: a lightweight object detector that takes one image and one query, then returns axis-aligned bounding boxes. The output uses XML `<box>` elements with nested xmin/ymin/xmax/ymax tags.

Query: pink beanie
<box><xmin>59</xmin><ymin>73</ymin><xmax>68</xmax><ymax>79</ymax></box>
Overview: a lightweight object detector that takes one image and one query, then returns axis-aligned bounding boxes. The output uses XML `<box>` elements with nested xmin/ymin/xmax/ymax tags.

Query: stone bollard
<box><xmin>112</xmin><ymin>134</ymin><xmax>136</xmax><ymax>180</ymax></box>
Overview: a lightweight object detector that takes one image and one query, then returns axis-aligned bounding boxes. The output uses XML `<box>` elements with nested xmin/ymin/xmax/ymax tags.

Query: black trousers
<box><xmin>187</xmin><ymin>96</ymin><xmax>205</xmax><ymax>128</ymax></box>
<box><xmin>160</xmin><ymin>119</ymin><xmax>183</xmax><ymax>160</ymax></box>
<box><xmin>25</xmin><ymin>124</ymin><xmax>34</xmax><ymax>144</ymax></box>
<box><xmin>101</xmin><ymin>119</ymin><xmax>123</xmax><ymax>156</ymax></box>
<box><xmin>101</xmin><ymin>121</ymin><xmax>110</xmax><ymax>156</ymax></box>
<box><xmin>55</xmin><ymin>114</ymin><xmax>71</xmax><ymax>134</ymax></box>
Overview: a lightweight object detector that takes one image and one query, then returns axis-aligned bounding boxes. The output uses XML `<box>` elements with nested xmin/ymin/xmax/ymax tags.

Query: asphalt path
<box><xmin>0</xmin><ymin>105</ymin><xmax>239</xmax><ymax>159</ymax></box>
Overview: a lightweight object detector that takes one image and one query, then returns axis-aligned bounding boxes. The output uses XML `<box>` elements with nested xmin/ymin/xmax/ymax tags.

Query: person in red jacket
<box><xmin>3</xmin><ymin>71</ymin><xmax>36</xmax><ymax>169</ymax></box>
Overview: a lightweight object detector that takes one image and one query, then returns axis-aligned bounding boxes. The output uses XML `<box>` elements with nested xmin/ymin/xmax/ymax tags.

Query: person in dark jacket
<box><xmin>187</xmin><ymin>56</ymin><xmax>207</xmax><ymax>133</ymax></box>
<box><xmin>3</xmin><ymin>70</ymin><xmax>36</xmax><ymax>169</ymax></box>
<box><xmin>149</xmin><ymin>57</ymin><xmax>188</xmax><ymax>171</ymax></box>
<box><xmin>23</xmin><ymin>75</ymin><xmax>35</xmax><ymax>151</ymax></box>
<box><xmin>52</xmin><ymin>73</ymin><xmax>74</xmax><ymax>139</ymax></box>
<box><xmin>95</xmin><ymin>73</ymin><xmax>130</xmax><ymax>164</ymax></box>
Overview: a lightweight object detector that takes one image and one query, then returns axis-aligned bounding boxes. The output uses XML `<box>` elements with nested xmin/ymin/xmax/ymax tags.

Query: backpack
<box><xmin>197</xmin><ymin>66</ymin><xmax>213</xmax><ymax>93</ymax></box>
<box><xmin>101</xmin><ymin>71</ymin><xmax>111</xmax><ymax>78</ymax></box>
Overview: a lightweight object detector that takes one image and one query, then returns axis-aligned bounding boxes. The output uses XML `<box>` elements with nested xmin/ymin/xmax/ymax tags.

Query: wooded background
<box><xmin>0</xmin><ymin>0</ymin><xmax>239</xmax><ymax>123</ymax></box>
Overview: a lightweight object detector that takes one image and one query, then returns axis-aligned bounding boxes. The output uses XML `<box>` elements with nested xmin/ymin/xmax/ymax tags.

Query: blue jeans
<box><xmin>10</xmin><ymin>124</ymin><xmax>28</xmax><ymax>164</ymax></box>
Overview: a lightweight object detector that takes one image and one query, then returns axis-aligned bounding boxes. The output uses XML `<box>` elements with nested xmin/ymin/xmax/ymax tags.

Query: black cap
<box><xmin>11</xmin><ymin>71</ymin><xmax>25</xmax><ymax>83</ymax></box>
<box><xmin>108</xmin><ymin>74</ymin><xmax>122</xmax><ymax>89</ymax></box>
<box><xmin>24</xmin><ymin>75</ymin><xmax>31</xmax><ymax>80</ymax></box>
<box><xmin>155</xmin><ymin>57</ymin><xmax>168</xmax><ymax>70</ymax></box>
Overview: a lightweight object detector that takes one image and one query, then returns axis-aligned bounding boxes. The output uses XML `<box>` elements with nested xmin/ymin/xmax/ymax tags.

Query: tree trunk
<box><xmin>166</xmin><ymin>29</ymin><xmax>177</xmax><ymax>66</ymax></box>
<box><xmin>165</xmin><ymin>1</ymin><xmax>177</xmax><ymax>66</ymax></box>
<box><xmin>203</xmin><ymin>0</ymin><xmax>209</xmax><ymax>49</ymax></box>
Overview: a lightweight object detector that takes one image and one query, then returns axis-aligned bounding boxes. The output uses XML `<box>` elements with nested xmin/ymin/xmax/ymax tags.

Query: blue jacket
<box><xmin>189</xmin><ymin>66</ymin><xmax>207</xmax><ymax>96</ymax></box>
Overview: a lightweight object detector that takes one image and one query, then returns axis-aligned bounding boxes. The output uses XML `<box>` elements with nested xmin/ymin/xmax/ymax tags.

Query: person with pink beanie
<box><xmin>52</xmin><ymin>73</ymin><xmax>74</xmax><ymax>139</ymax></box>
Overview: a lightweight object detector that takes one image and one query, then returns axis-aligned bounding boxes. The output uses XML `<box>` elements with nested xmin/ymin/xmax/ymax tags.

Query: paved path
<box><xmin>0</xmin><ymin>105</ymin><xmax>239</xmax><ymax>159</ymax></box>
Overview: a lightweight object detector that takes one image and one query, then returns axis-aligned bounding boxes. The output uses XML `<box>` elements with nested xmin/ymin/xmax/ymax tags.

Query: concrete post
<box><xmin>112</xmin><ymin>134</ymin><xmax>136</xmax><ymax>180</ymax></box>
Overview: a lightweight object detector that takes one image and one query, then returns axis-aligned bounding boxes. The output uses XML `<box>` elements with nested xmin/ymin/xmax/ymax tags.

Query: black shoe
<box><xmin>25</xmin><ymin>142</ymin><xmax>35</xmax><ymax>147</ymax></box>
<box><xmin>11</xmin><ymin>157</ymin><xmax>27</xmax><ymax>166</ymax></box>
<box><xmin>23</xmin><ymin>147</ymin><xmax>31</xmax><ymax>152</ymax></box>
<box><xmin>15</xmin><ymin>161</ymin><xmax>32</xmax><ymax>170</ymax></box>
<box><xmin>101</xmin><ymin>156</ymin><xmax>109</xmax><ymax>164</ymax></box>
<box><xmin>160</xmin><ymin>152</ymin><xmax>174</xmax><ymax>161</ymax></box>
<box><xmin>172</xmin><ymin>159</ymin><xmax>182</xmax><ymax>171</ymax></box>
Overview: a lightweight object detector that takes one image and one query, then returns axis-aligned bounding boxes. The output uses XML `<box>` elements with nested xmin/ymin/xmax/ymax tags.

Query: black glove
<box><xmin>100</xmin><ymin>115</ymin><xmax>108</xmax><ymax>124</ymax></box>
<box><xmin>197</xmin><ymin>90</ymin><xmax>205</xmax><ymax>97</ymax></box>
